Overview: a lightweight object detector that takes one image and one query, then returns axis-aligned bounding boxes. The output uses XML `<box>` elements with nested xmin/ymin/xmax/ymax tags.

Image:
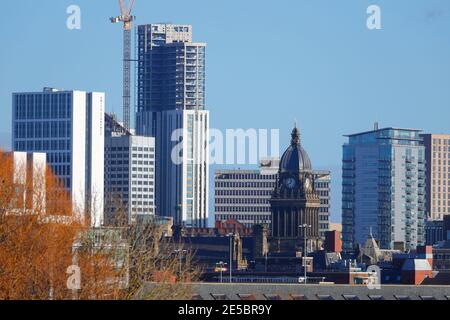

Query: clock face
<box><xmin>285</xmin><ymin>177</ymin><xmax>296</xmax><ymax>189</ymax></box>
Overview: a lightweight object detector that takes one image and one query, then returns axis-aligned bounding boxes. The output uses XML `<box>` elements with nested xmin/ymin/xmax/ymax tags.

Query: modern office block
<box><xmin>12</xmin><ymin>88</ymin><xmax>105</xmax><ymax>226</ymax></box>
<box><xmin>214</xmin><ymin>168</ymin><xmax>274</xmax><ymax>228</ymax></box>
<box><xmin>342</xmin><ymin>125</ymin><xmax>426</xmax><ymax>251</ymax></box>
<box><xmin>104</xmin><ymin>134</ymin><xmax>156</xmax><ymax>225</ymax></box>
<box><xmin>85</xmin><ymin>92</ymin><xmax>105</xmax><ymax>225</ymax></box>
<box><xmin>214</xmin><ymin>158</ymin><xmax>331</xmax><ymax>238</ymax></box>
<box><xmin>10</xmin><ymin>152</ymin><xmax>46</xmax><ymax>212</ymax></box>
<box><xmin>105</xmin><ymin>112</ymin><xmax>133</xmax><ymax>138</ymax></box>
<box><xmin>420</xmin><ymin>134</ymin><xmax>450</xmax><ymax>221</ymax></box>
<box><xmin>315</xmin><ymin>171</ymin><xmax>332</xmax><ymax>237</ymax></box>
<box><xmin>135</xmin><ymin>24</ymin><xmax>209</xmax><ymax>227</ymax></box>
<box><xmin>138</xmin><ymin>109</ymin><xmax>209</xmax><ymax>227</ymax></box>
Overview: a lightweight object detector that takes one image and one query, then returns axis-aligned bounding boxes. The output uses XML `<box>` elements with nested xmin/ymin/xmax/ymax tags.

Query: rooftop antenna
<box><xmin>374</xmin><ymin>122</ymin><xmax>379</xmax><ymax>131</ymax></box>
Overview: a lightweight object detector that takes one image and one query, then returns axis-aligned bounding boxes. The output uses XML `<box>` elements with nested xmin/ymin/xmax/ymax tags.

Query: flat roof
<box><xmin>344</xmin><ymin>127</ymin><xmax>423</xmax><ymax>138</ymax></box>
<box><xmin>13</xmin><ymin>88</ymin><xmax>102</xmax><ymax>95</ymax></box>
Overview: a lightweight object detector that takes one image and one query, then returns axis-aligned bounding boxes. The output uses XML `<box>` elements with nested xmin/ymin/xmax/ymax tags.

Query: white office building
<box><xmin>137</xmin><ymin>109</ymin><xmax>209</xmax><ymax>227</ymax></box>
<box><xmin>104</xmin><ymin>134</ymin><xmax>156</xmax><ymax>224</ymax></box>
<box><xmin>12</xmin><ymin>88</ymin><xmax>105</xmax><ymax>227</ymax></box>
<box><xmin>10</xmin><ymin>152</ymin><xmax>47</xmax><ymax>212</ymax></box>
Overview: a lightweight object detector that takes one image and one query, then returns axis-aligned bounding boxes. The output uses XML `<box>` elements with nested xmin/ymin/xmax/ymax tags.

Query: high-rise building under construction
<box><xmin>136</xmin><ymin>24</ymin><xmax>209</xmax><ymax>227</ymax></box>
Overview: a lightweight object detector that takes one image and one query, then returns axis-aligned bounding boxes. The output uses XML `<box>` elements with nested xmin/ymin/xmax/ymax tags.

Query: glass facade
<box><xmin>342</xmin><ymin>127</ymin><xmax>426</xmax><ymax>251</ymax></box>
<box><xmin>12</xmin><ymin>89</ymin><xmax>105</xmax><ymax>227</ymax></box>
<box><xmin>134</xmin><ymin>24</ymin><xmax>210</xmax><ymax>227</ymax></box>
<box><xmin>13</xmin><ymin>91</ymin><xmax>73</xmax><ymax>189</ymax></box>
<box><xmin>136</xmin><ymin>24</ymin><xmax>206</xmax><ymax>113</ymax></box>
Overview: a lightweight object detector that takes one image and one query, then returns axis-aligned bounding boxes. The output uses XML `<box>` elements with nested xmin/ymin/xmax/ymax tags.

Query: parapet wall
<box><xmin>140</xmin><ymin>283</ymin><xmax>450</xmax><ymax>300</ymax></box>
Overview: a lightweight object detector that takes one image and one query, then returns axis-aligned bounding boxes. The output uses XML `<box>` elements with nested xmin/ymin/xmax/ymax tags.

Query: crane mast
<box><xmin>110</xmin><ymin>0</ymin><xmax>136</xmax><ymax>131</ymax></box>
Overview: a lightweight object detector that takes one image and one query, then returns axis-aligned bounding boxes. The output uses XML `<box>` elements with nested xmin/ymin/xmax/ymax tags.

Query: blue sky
<box><xmin>1</xmin><ymin>0</ymin><xmax>450</xmax><ymax>223</ymax></box>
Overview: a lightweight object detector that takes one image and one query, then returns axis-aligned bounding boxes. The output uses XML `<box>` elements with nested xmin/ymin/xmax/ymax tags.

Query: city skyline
<box><xmin>1</xmin><ymin>1</ymin><xmax>450</xmax><ymax>224</ymax></box>
<box><xmin>3</xmin><ymin>0</ymin><xmax>450</xmax><ymax>305</ymax></box>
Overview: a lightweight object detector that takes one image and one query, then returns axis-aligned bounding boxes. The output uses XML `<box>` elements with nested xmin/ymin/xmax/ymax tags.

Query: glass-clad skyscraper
<box><xmin>342</xmin><ymin>125</ymin><xmax>426</xmax><ymax>251</ymax></box>
<box><xmin>136</xmin><ymin>24</ymin><xmax>205</xmax><ymax>113</ymax></box>
<box><xmin>135</xmin><ymin>24</ymin><xmax>209</xmax><ymax>227</ymax></box>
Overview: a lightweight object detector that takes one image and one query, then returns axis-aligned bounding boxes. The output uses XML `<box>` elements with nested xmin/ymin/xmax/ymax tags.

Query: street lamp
<box><xmin>227</xmin><ymin>233</ymin><xmax>234</xmax><ymax>283</ymax></box>
<box><xmin>216</xmin><ymin>261</ymin><xmax>227</xmax><ymax>283</ymax></box>
<box><xmin>299</xmin><ymin>224</ymin><xmax>312</xmax><ymax>284</ymax></box>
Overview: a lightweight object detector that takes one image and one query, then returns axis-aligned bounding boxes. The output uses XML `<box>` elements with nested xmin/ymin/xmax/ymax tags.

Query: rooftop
<box><xmin>344</xmin><ymin>127</ymin><xmax>423</xmax><ymax>138</ymax></box>
<box><xmin>138</xmin><ymin>283</ymin><xmax>450</xmax><ymax>301</ymax></box>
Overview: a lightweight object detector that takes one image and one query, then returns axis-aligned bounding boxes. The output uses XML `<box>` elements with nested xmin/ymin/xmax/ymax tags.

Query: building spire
<box><xmin>291</xmin><ymin>124</ymin><xmax>301</xmax><ymax>146</ymax></box>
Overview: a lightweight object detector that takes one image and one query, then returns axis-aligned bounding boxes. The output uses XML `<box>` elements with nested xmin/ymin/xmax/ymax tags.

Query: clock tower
<box><xmin>269</xmin><ymin>126</ymin><xmax>321</xmax><ymax>254</ymax></box>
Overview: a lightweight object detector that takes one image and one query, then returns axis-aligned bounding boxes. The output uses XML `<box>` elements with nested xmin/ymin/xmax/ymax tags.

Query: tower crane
<box><xmin>110</xmin><ymin>0</ymin><xmax>136</xmax><ymax>131</ymax></box>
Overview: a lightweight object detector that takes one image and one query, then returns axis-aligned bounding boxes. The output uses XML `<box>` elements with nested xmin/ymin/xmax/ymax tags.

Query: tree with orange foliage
<box><xmin>0</xmin><ymin>150</ymin><xmax>119</xmax><ymax>300</ymax></box>
<box><xmin>0</xmin><ymin>150</ymin><xmax>200</xmax><ymax>300</ymax></box>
